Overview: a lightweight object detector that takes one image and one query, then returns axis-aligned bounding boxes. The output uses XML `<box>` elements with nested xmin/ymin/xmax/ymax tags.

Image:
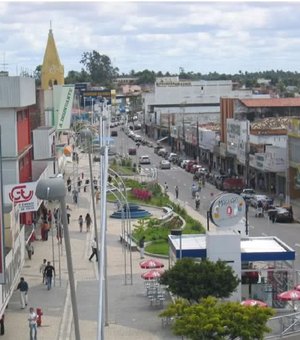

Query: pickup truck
<box><xmin>216</xmin><ymin>176</ymin><xmax>244</xmax><ymax>193</ymax></box>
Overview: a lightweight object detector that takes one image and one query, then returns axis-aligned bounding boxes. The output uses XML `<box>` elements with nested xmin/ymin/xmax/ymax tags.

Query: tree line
<box><xmin>34</xmin><ymin>50</ymin><xmax>300</xmax><ymax>94</ymax></box>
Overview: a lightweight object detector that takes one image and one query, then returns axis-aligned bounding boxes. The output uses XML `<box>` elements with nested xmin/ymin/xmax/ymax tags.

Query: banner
<box><xmin>56</xmin><ymin>85</ymin><xmax>75</xmax><ymax>130</ymax></box>
<box><xmin>4</xmin><ymin>182</ymin><xmax>39</xmax><ymax>213</ymax></box>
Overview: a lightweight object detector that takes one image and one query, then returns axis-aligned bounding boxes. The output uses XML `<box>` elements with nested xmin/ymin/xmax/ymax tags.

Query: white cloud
<box><xmin>1</xmin><ymin>1</ymin><xmax>300</xmax><ymax>75</ymax></box>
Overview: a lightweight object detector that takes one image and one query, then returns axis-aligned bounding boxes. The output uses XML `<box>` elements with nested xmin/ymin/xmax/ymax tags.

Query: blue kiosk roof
<box><xmin>169</xmin><ymin>235</ymin><xmax>295</xmax><ymax>262</ymax></box>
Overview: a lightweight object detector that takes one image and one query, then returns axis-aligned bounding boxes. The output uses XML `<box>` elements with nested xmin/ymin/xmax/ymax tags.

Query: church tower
<box><xmin>41</xmin><ymin>26</ymin><xmax>64</xmax><ymax>90</ymax></box>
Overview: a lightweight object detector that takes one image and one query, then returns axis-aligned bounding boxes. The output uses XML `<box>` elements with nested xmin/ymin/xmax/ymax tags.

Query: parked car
<box><xmin>240</xmin><ymin>188</ymin><xmax>256</xmax><ymax>202</ymax></box>
<box><xmin>180</xmin><ymin>159</ymin><xmax>191</xmax><ymax>169</ymax></box>
<box><xmin>185</xmin><ymin>160</ymin><xmax>198</xmax><ymax>172</ymax></box>
<box><xmin>128</xmin><ymin>148</ymin><xmax>137</xmax><ymax>155</ymax></box>
<box><xmin>190</xmin><ymin>164</ymin><xmax>203</xmax><ymax>174</ymax></box>
<box><xmin>139</xmin><ymin>155</ymin><xmax>151</xmax><ymax>165</ymax></box>
<box><xmin>157</xmin><ymin>148</ymin><xmax>168</xmax><ymax>157</ymax></box>
<box><xmin>267</xmin><ymin>206</ymin><xmax>293</xmax><ymax>223</ymax></box>
<box><xmin>250</xmin><ymin>194</ymin><xmax>274</xmax><ymax>209</ymax></box>
<box><xmin>159</xmin><ymin>160</ymin><xmax>171</xmax><ymax>169</ymax></box>
<box><xmin>168</xmin><ymin>153</ymin><xmax>178</xmax><ymax>162</ymax></box>
<box><xmin>154</xmin><ymin>145</ymin><xmax>164</xmax><ymax>154</ymax></box>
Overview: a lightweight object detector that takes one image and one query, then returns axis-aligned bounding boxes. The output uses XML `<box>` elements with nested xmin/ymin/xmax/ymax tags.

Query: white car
<box><xmin>139</xmin><ymin>155</ymin><xmax>151</xmax><ymax>165</ymax></box>
<box><xmin>180</xmin><ymin>160</ymin><xmax>190</xmax><ymax>168</ymax></box>
<box><xmin>159</xmin><ymin>160</ymin><xmax>171</xmax><ymax>169</ymax></box>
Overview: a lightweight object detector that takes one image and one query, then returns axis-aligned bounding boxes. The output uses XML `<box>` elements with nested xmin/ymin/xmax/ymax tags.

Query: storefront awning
<box><xmin>157</xmin><ymin>136</ymin><xmax>168</xmax><ymax>143</ymax></box>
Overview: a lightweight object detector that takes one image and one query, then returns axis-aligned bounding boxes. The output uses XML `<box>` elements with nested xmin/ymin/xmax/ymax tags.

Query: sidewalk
<box><xmin>3</xmin><ymin>150</ymin><xmax>186</xmax><ymax>339</ymax></box>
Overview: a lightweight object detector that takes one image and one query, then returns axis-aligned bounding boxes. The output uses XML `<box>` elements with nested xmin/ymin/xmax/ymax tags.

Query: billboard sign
<box><xmin>56</xmin><ymin>85</ymin><xmax>75</xmax><ymax>130</ymax></box>
<box><xmin>4</xmin><ymin>182</ymin><xmax>40</xmax><ymax>213</ymax></box>
<box><xmin>209</xmin><ymin>193</ymin><xmax>246</xmax><ymax>228</ymax></box>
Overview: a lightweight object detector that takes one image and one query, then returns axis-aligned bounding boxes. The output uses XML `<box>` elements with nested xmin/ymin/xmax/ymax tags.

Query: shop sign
<box><xmin>210</xmin><ymin>193</ymin><xmax>246</xmax><ymax>228</ymax></box>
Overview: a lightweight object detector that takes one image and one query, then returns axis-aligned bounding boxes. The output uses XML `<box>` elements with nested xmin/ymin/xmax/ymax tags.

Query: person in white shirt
<box><xmin>89</xmin><ymin>238</ymin><xmax>98</xmax><ymax>262</ymax></box>
<box><xmin>28</xmin><ymin>307</ymin><xmax>37</xmax><ymax>340</ymax></box>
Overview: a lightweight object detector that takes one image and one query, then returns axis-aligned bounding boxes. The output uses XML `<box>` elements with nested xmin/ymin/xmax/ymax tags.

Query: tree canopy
<box><xmin>160</xmin><ymin>258</ymin><xmax>239</xmax><ymax>303</ymax></box>
<box><xmin>160</xmin><ymin>297</ymin><xmax>274</xmax><ymax>340</ymax></box>
<box><xmin>80</xmin><ymin>50</ymin><xmax>119</xmax><ymax>86</ymax></box>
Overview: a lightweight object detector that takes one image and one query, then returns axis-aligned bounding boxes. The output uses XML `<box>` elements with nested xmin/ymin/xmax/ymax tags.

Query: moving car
<box><xmin>128</xmin><ymin>148</ymin><xmax>137</xmax><ymax>155</ymax></box>
<box><xmin>267</xmin><ymin>206</ymin><xmax>293</xmax><ymax>223</ymax></box>
<box><xmin>159</xmin><ymin>160</ymin><xmax>171</xmax><ymax>169</ymax></box>
<box><xmin>139</xmin><ymin>155</ymin><xmax>151</xmax><ymax>165</ymax></box>
<box><xmin>111</xmin><ymin>130</ymin><xmax>118</xmax><ymax>137</ymax></box>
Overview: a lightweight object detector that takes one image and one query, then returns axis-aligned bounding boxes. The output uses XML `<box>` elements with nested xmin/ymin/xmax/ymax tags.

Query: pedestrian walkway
<box><xmin>3</xmin><ymin>148</ymin><xmax>185</xmax><ymax>339</ymax></box>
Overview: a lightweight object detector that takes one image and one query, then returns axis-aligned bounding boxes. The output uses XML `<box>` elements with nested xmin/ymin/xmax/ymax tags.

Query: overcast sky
<box><xmin>2</xmin><ymin>1</ymin><xmax>300</xmax><ymax>77</ymax></box>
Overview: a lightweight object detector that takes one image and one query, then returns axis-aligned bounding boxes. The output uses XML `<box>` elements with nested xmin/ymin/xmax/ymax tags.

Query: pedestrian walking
<box><xmin>72</xmin><ymin>189</ymin><xmax>78</xmax><ymax>204</ymax></box>
<box><xmin>77</xmin><ymin>176</ymin><xmax>82</xmax><ymax>192</ymax></box>
<box><xmin>175</xmin><ymin>185</ymin><xmax>179</xmax><ymax>199</ymax></box>
<box><xmin>47</xmin><ymin>209</ymin><xmax>52</xmax><ymax>225</ymax></box>
<box><xmin>85</xmin><ymin>213</ymin><xmax>92</xmax><ymax>232</ymax></box>
<box><xmin>84</xmin><ymin>178</ymin><xmax>89</xmax><ymax>192</ymax></box>
<box><xmin>93</xmin><ymin>177</ymin><xmax>98</xmax><ymax>191</ymax></box>
<box><xmin>28</xmin><ymin>307</ymin><xmax>37</xmax><ymax>340</ymax></box>
<box><xmin>39</xmin><ymin>259</ymin><xmax>47</xmax><ymax>284</ymax></box>
<box><xmin>89</xmin><ymin>238</ymin><xmax>98</xmax><ymax>262</ymax></box>
<box><xmin>139</xmin><ymin>236</ymin><xmax>146</xmax><ymax>259</ymax></box>
<box><xmin>164</xmin><ymin>182</ymin><xmax>168</xmax><ymax>195</ymax></box>
<box><xmin>44</xmin><ymin>261</ymin><xmax>55</xmax><ymax>290</ymax></box>
<box><xmin>26</xmin><ymin>242</ymin><xmax>34</xmax><ymax>260</ymax></box>
<box><xmin>66</xmin><ymin>205</ymin><xmax>72</xmax><ymax>224</ymax></box>
<box><xmin>78</xmin><ymin>215</ymin><xmax>83</xmax><ymax>232</ymax></box>
<box><xmin>56</xmin><ymin>222</ymin><xmax>63</xmax><ymax>244</ymax></box>
<box><xmin>16</xmin><ymin>277</ymin><xmax>28</xmax><ymax>309</ymax></box>
<box><xmin>67</xmin><ymin>177</ymin><xmax>72</xmax><ymax>192</ymax></box>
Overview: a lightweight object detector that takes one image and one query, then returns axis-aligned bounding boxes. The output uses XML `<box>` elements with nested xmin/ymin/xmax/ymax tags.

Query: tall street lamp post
<box><xmin>36</xmin><ymin>177</ymin><xmax>81</xmax><ymax>340</ymax></box>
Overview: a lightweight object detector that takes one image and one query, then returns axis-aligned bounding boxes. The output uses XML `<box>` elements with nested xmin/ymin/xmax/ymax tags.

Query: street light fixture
<box><xmin>35</xmin><ymin>177</ymin><xmax>81</xmax><ymax>340</ymax></box>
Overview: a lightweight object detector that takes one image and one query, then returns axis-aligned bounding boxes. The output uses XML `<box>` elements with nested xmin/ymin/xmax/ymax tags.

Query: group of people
<box><xmin>16</xmin><ymin>259</ymin><xmax>55</xmax><ymax>340</ymax></box>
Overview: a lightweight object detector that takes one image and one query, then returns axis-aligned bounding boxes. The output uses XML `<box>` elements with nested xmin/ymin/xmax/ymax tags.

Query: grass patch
<box><xmin>108</xmin><ymin>178</ymin><xmax>206</xmax><ymax>256</ymax></box>
<box><xmin>146</xmin><ymin>240</ymin><xmax>169</xmax><ymax>256</ymax></box>
<box><xmin>110</xmin><ymin>164</ymin><xmax>135</xmax><ymax>176</ymax></box>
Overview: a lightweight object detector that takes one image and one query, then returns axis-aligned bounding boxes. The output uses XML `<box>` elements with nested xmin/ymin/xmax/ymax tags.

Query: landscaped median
<box><xmin>107</xmin><ymin>178</ymin><xmax>206</xmax><ymax>256</ymax></box>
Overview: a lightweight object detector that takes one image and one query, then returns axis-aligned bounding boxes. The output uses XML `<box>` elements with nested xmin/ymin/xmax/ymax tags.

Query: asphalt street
<box><xmin>117</xmin><ymin>127</ymin><xmax>300</xmax><ymax>272</ymax></box>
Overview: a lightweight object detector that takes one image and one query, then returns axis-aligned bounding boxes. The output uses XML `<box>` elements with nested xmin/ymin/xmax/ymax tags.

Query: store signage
<box><xmin>4</xmin><ymin>182</ymin><xmax>39</xmax><ymax>213</ymax></box>
<box><xmin>209</xmin><ymin>193</ymin><xmax>246</xmax><ymax>228</ymax></box>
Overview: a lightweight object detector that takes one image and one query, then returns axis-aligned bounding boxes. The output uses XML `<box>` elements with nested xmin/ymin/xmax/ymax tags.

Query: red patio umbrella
<box><xmin>241</xmin><ymin>299</ymin><xmax>268</xmax><ymax>307</ymax></box>
<box><xmin>277</xmin><ymin>289</ymin><xmax>300</xmax><ymax>301</ymax></box>
<box><xmin>139</xmin><ymin>259</ymin><xmax>164</xmax><ymax>269</ymax></box>
<box><xmin>141</xmin><ymin>269</ymin><xmax>164</xmax><ymax>280</ymax></box>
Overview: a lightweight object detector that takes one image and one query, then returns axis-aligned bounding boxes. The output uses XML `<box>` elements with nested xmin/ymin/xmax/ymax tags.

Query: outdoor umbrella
<box><xmin>241</xmin><ymin>299</ymin><xmax>268</xmax><ymax>307</ymax></box>
<box><xmin>139</xmin><ymin>259</ymin><xmax>164</xmax><ymax>269</ymax></box>
<box><xmin>277</xmin><ymin>289</ymin><xmax>300</xmax><ymax>301</ymax></box>
<box><xmin>141</xmin><ymin>269</ymin><xmax>164</xmax><ymax>280</ymax></box>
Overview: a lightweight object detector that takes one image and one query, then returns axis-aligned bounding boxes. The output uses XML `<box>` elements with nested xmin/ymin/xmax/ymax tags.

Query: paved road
<box><xmin>116</xmin><ymin>128</ymin><xmax>300</xmax><ymax>272</ymax></box>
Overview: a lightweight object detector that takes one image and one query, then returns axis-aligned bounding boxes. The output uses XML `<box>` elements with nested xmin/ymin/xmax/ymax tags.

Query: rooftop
<box><xmin>240</xmin><ymin>98</ymin><xmax>300</xmax><ymax>107</ymax></box>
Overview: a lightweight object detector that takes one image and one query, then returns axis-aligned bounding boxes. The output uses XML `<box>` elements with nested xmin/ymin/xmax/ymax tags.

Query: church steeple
<box><xmin>41</xmin><ymin>25</ymin><xmax>64</xmax><ymax>90</ymax></box>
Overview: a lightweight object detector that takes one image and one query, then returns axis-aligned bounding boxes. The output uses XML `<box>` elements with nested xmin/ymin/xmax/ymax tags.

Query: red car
<box><xmin>190</xmin><ymin>165</ymin><xmax>203</xmax><ymax>174</ymax></box>
<box><xmin>185</xmin><ymin>160</ymin><xmax>198</xmax><ymax>172</ymax></box>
